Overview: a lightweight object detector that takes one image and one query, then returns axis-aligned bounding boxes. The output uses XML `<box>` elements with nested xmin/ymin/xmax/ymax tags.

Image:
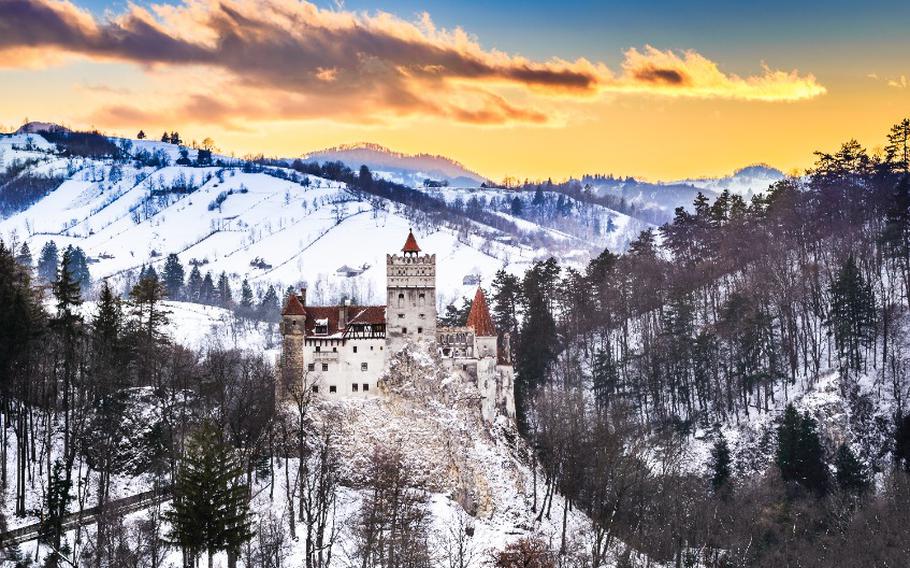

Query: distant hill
<box><xmin>14</xmin><ymin>121</ymin><xmax>70</xmax><ymax>135</ymax></box>
<box><xmin>302</xmin><ymin>142</ymin><xmax>487</xmax><ymax>187</ymax></box>
<box><xmin>679</xmin><ymin>163</ymin><xmax>785</xmax><ymax>197</ymax></box>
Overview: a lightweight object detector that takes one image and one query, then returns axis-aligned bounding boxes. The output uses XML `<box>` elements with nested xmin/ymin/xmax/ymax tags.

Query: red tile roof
<box><xmin>402</xmin><ymin>229</ymin><xmax>421</xmax><ymax>253</ymax></box>
<box><xmin>282</xmin><ymin>293</ymin><xmax>306</xmax><ymax>316</ymax></box>
<box><xmin>467</xmin><ymin>287</ymin><xmax>496</xmax><ymax>336</ymax></box>
<box><xmin>303</xmin><ymin>305</ymin><xmax>386</xmax><ymax>337</ymax></box>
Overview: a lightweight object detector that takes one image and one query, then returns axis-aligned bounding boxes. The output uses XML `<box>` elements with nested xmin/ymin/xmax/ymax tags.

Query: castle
<box><xmin>279</xmin><ymin>230</ymin><xmax>516</xmax><ymax>423</ymax></box>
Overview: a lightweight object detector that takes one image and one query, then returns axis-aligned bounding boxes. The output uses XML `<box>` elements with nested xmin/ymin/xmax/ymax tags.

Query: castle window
<box><xmin>419</xmin><ymin>313</ymin><xmax>425</xmax><ymax>319</ymax></box>
<box><xmin>352</xmin><ymin>383</ymin><xmax>359</xmax><ymax>392</ymax></box>
<box><xmin>398</xmin><ymin>313</ymin><xmax>404</xmax><ymax>319</ymax></box>
<box><xmin>312</xmin><ymin>385</ymin><xmax>319</xmax><ymax>393</ymax></box>
<box><xmin>402</xmin><ymin>327</ymin><xmax>408</xmax><ymax>334</ymax></box>
<box><xmin>398</xmin><ymin>292</ymin><xmax>404</xmax><ymax>307</ymax></box>
<box><xmin>417</xmin><ymin>327</ymin><xmax>423</xmax><ymax>334</ymax></box>
<box><xmin>332</xmin><ymin>347</ymin><xmax>337</xmax><ymax>353</ymax></box>
<box><xmin>363</xmin><ymin>383</ymin><xmax>369</xmax><ymax>391</ymax></box>
<box><xmin>315</xmin><ymin>346</ymin><xmax>321</xmax><ymax>353</ymax></box>
<box><xmin>322</xmin><ymin>363</ymin><xmax>329</xmax><ymax>371</ymax></box>
<box><xmin>307</xmin><ymin>363</ymin><xmax>315</xmax><ymax>372</ymax></box>
<box><xmin>361</xmin><ymin>362</ymin><xmax>368</xmax><ymax>371</ymax></box>
<box><xmin>353</xmin><ymin>346</ymin><xmax>358</xmax><ymax>353</ymax></box>
<box><xmin>329</xmin><ymin>385</ymin><xmax>337</xmax><ymax>393</ymax></box>
<box><xmin>418</xmin><ymin>293</ymin><xmax>425</xmax><ymax>306</ymax></box>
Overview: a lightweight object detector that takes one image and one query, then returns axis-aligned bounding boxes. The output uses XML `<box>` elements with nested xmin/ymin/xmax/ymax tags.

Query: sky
<box><xmin>0</xmin><ymin>0</ymin><xmax>908</xmax><ymax>181</ymax></box>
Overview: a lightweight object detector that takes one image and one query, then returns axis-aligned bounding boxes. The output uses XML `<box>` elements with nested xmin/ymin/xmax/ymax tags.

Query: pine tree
<box><xmin>217</xmin><ymin>272</ymin><xmax>233</xmax><ymax>307</ymax></box>
<box><xmin>884</xmin><ymin>117</ymin><xmax>910</xmax><ymax>174</ymax></box>
<box><xmin>200</xmin><ymin>272</ymin><xmax>216</xmax><ymax>305</ymax></box>
<box><xmin>129</xmin><ymin>274</ymin><xmax>169</xmax><ymax>387</ymax></box>
<box><xmin>776</xmin><ymin>404</ymin><xmax>828</xmax><ymax>496</ymax></box>
<box><xmin>894</xmin><ymin>413</ymin><xmax>910</xmax><ymax>472</ymax></box>
<box><xmin>166</xmin><ymin>424</ymin><xmax>254</xmax><ymax>568</ymax></box>
<box><xmin>258</xmin><ymin>285</ymin><xmax>279</xmax><ymax>321</ymax></box>
<box><xmin>92</xmin><ymin>281</ymin><xmax>124</xmax><ymax>394</ymax></box>
<box><xmin>828</xmin><ymin>255</ymin><xmax>876</xmax><ymax>373</ymax></box>
<box><xmin>834</xmin><ymin>443</ymin><xmax>867</xmax><ymax>495</ymax></box>
<box><xmin>41</xmin><ymin>459</ymin><xmax>73</xmax><ymax>562</ymax></box>
<box><xmin>239</xmin><ymin>279</ymin><xmax>254</xmax><ymax>314</ymax></box>
<box><xmin>162</xmin><ymin>253</ymin><xmax>185</xmax><ymax>300</ymax></box>
<box><xmin>63</xmin><ymin>245</ymin><xmax>91</xmax><ymax>294</ymax></box>
<box><xmin>137</xmin><ymin>130</ymin><xmax>146</xmax><ymax>140</ymax></box>
<box><xmin>37</xmin><ymin>240</ymin><xmax>59</xmax><ymax>283</ymax></box>
<box><xmin>710</xmin><ymin>434</ymin><xmax>732</xmax><ymax>492</ymax></box>
<box><xmin>591</xmin><ymin>347</ymin><xmax>618</xmax><ymax>409</ymax></box>
<box><xmin>15</xmin><ymin>242</ymin><xmax>32</xmax><ymax>269</ymax></box>
<box><xmin>187</xmin><ymin>265</ymin><xmax>203</xmax><ymax>303</ymax></box>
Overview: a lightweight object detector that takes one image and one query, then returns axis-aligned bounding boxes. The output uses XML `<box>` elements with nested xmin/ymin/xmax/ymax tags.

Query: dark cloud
<box><xmin>631</xmin><ymin>65</ymin><xmax>689</xmax><ymax>86</ymax></box>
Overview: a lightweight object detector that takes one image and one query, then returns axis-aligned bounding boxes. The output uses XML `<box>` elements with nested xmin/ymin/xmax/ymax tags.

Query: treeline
<box><xmin>492</xmin><ymin>118</ymin><xmax>910</xmax><ymax>565</ymax></box>
<box><xmin>0</xmin><ymin>239</ymin><xmax>280</xmax><ymax>566</ymax></box>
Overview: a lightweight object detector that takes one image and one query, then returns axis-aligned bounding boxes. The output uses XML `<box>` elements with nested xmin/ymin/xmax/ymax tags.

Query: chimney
<box><xmin>339</xmin><ymin>300</ymin><xmax>349</xmax><ymax>331</ymax></box>
<box><xmin>299</xmin><ymin>287</ymin><xmax>307</xmax><ymax>307</ymax></box>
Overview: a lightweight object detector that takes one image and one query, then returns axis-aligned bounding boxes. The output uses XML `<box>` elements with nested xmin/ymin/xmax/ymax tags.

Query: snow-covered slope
<box><xmin>679</xmin><ymin>164</ymin><xmax>785</xmax><ymax>197</ymax></box>
<box><xmin>0</xmin><ymin>132</ymin><xmax>652</xmax><ymax>308</ymax></box>
<box><xmin>302</xmin><ymin>142</ymin><xmax>487</xmax><ymax>187</ymax></box>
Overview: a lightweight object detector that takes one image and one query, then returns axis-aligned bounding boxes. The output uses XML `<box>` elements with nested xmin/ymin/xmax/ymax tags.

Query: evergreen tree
<box><xmin>37</xmin><ymin>240</ymin><xmax>59</xmax><ymax>283</ymax></box>
<box><xmin>187</xmin><ymin>265</ymin><xmax>203</xmax><ymax>303</ymax></box>
<box><xmin>239</xmin><ymin>279</ymin><xmax>254</xmax><ymax>312</ymax></box>
<box><xmin>200</xmin><ymin>272</ymin><xmax>216</xmax><ymax>305</ymax></box>
<box><xmin>884</xmin><ymin>117</ymin><xmax>910</xmax><ymax>174</ymax></box>
<box><xmin>162</xmin><ymin>253</ymin><xmax>185</xmax><ymax>300</ymax></box>
<box><xmin>491</xmin><ymin>269</ymin><xmax>522</xmax><ymax>341</ymax></box>
<box><xmin>828</xmin><ymin>255</ymin><xmax>876</xmax><ymax>372</ymax></box>
<box><xmin>511</xmin><ymin>196</ymin><xmax>525</xmax><ymax>217</ymax></box>
<box><xmin>15</xmin><ymin>242</ymin><xmax>32</xmax><ymax>269</ymax></box>
<box><xmin>40</xmin><ymin>459</ymin><xmax>73</xmax><ymax>563</ymax></box>
<box><xmin>161</xmin><ymin>132</ymin><xmax>169</xmax><ymax>143</ymax></box>
<box><xmin>137</xmin><ymin>129</ymin><xmax>146</xmax><ymax>140</ymax></box>
<box><xmin>834</xmin><ymin>443</ymin><xmax>868</xmax><ymax>495</ymax></box>
<box><xmin>515</xmin><ymin>258</ymin><xmax>560</xmax><ymax>431</ymax></box>
<box><xmin>591</xmin><ymin>347</ymin><xmax>619</xmax><ymax>409</ymax></box>
<box><xmin>710</xmin><ymin>434</ymin><xmax>732</xmax><ymax>492</ymax></box>
<box><xmin>63</xmin><ymin>245</ymin><xmax>91</xmax><ymax>294</ymax></box>
<box><xmin>258</xmin><ymin>285</ymin><xmax>279</xmax><ymax>321</ymax></box>
<box><xmin>439</xmin><ymin>296</ymin><xmax>472</xmax><ymax>327</ymax></box>
<box><xmin>166</xmin><ymin>424</ymin><xmax>253</xmax><ymax>568</ymax></box>
<box><xmin>128</xmin><ymin>274</ymin><xmax>169</xmax><ymax>387</ymax></box>
<box><xmin>776</xmin><ymin>405</ymin><xmax>828</xmax><ymax>495</ymax></box>
<box><xmin>217</xmin><ymin>272</ymin><xmax>233</xmax><ymax>307</ymax></box>
<box><xmin>894</xmin><ymin>413</ymin><xmax>910</xmax><ymax>472</ymax></box>
<box><xmin>92</xmin><ymin>280</ymin><xmax>124</xmax><ymax>395</ymax></box>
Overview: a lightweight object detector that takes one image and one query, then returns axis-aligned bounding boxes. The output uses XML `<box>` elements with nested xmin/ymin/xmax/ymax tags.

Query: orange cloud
<box><xmin>0</xmin><ymin>0</ymin><xmax>826</xmax><ymax>128</ymax></box>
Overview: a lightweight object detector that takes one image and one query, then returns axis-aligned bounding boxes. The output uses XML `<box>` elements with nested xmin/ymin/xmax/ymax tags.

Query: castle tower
<box><xmin>466</xmin><ymin>286</ymin><xmax>498</xmax><ymax>359</ymax></box>
<box><xmin>279</xmin><ymin>289</ymin><xmax>307</xmax><ymax>398</ymax></box>
<box><xmin>386</xmin><ymin>229</ymin><xmax>436</xmax><ymax>352</ymax></box>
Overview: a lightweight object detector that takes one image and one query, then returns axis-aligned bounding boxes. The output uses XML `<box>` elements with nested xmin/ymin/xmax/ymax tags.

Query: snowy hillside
<box><xmin>0</xmin><ymin>133</ymin><xmax>576</xmax><ymax>308</ymax></box>
<box><xmin>303</xmin><ymin>142</ymin><xmax>486</xmax><ymax>187</ymax></box>
<box><xmin>679</xmin><ymin>164</ymin><xmax>785</xmax><ymax>197</ymax></box>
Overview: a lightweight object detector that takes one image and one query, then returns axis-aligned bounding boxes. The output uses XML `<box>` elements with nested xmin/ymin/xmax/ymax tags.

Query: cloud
<box><xmin>888</xmin><ymin>75</ymin><xmax>908</xmax><ymax>89</ymax></box>
<box><xmin>0</xmin><ymin>0</ymin><xmax>827</xmax><ymax>128</ymax></box>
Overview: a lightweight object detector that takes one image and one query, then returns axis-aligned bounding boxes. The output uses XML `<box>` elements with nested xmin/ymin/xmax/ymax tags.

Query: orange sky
<box><xmin>0</xmin><ymin>0</ymin><xmax>907</xmax><ymax>181</ymax></box>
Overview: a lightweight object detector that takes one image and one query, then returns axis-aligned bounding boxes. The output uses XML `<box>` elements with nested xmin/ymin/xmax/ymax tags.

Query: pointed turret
<box><xmin>402</xmin><ymin>228</ymin><xmax>421</xmax><ymax>255</ymax></box>
<box><xmin>282</xmin><ymin>293</ymin><xmax>306</xmax><ymax>316</ymax></box>
<box><xmin>467</xmin><ymin>287</ymin><xmax>496</xmax><ymax>337</ymax></box>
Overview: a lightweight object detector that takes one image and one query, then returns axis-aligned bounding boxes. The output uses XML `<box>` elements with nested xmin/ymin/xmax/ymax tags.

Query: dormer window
<box><xmin>314</xmin><ymin>317</ymin><xmax>329</xmax><ymax>335</ymax></box>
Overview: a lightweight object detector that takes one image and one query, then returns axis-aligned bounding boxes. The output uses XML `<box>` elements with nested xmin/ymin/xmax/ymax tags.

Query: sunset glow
<box><xmin>1</xmin><ymin>0</ymin><xmax>907</xmax><ymax>180</ymax></box>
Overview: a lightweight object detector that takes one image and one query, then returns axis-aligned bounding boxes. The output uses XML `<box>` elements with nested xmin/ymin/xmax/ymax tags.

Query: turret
<box><xmin>279</xmin><ymin>289</ymin><xmax>307</xmax><ymax>398</ymax></box>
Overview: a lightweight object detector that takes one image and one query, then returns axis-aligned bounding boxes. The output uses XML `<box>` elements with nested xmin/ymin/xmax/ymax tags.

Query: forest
<box><xmin>2</xmin><ymin>118</ymin><xmax>910</xmax><ymax>567</ymax></box>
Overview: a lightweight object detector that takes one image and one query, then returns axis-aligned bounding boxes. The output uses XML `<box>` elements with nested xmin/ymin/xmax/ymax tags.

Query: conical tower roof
<box><xmin>467</xmin><ymin>287</ymin><xmax>496</xmax><ymax>336</ymax></box>
<box><xmin>402</xmin><ymin>229</ymin><xmax>421</xmax><ymax>253</ymax></box>
<box><xmin>282</xmin><ymin>293</ymin><xmax>306</xmax><ymax>316</ymax></box>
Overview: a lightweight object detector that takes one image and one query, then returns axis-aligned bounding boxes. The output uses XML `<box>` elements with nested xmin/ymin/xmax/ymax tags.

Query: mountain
<box><xmin>679</xmin><ymin>163</ymin><xmax>785</xmax><ymax>197</ymax></box>
<box><xmin>14</xmin><ymin>121</ymin><xmax>70</xmax><ymax>135</ymax></box>
<box><xmin>302</xmin><ymin>142</ymin><xmax>487</xmax><ymax>187</ymax></box>
<box><xmin>0</xmin><ymin>132</ymin><xmax>649</xmax><ymax>311</ymax></box>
